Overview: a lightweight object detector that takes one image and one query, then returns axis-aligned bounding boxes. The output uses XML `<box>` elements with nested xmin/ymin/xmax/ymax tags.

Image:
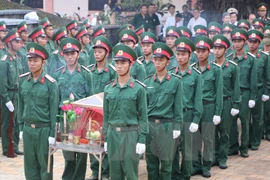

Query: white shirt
<box><xmin>229</xmin><ymin>21</ymin><xmax>238</xmax><ymax>26</ymax></box>
<box><xmin>161</xmin><ymin>12</ymin><xmax>177</xmax><ymax>26</ymax></box>
<box><xmin>163</xmin><ymin>16</ymin><xmax>183</xmax><ymax>37</ymax></box>
<box><xmin>156</xmin><ymin>13</ymin><xmax>162</xmax><ymax>36</ymax></box>
<box><xmin>187</xmin><ymin>16</ymin><xmax>207</xmax><ymax>36</ymax></box>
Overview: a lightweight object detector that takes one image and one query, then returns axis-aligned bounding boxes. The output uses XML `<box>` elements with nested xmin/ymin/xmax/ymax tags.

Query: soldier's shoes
<box><xmin>211</xmin><ymin>161</ymin><xmax>218</xmax><ymax>167</ymax></box>
<box><xmin>191</xmin><ymin>169</ymin><xmax>201</xmax><ymax>176</ymax></box>
<box><xmin>2</xmin><ymin>152</ymin><xmax>17</xmax><ymax>157</ymax></box>
<box><xmin>102</xmin><ymin>177</ymin><xmax>110</xmax><ymax>180</ymax></box>
<box><xmin>219</xmin><ymin>163</ymin><xmax>228</xmax><ymax>169</ymax></box>
<box><xmin>240</xmin><ymin>152</ymin><xmax>249</xmax><ymax>158</ymax></box>
<box><xmin>228</xmin><ymin>151</ymin><xmax>238</xmax><ymax>156</ymax></box>
<box><xmin>86</xmin><ymin>175</ymin><xmax>98</xmax><ymax>180</ymax></box>
<box><xmin>250</xmin><ymin>146</ymin><xmax>258</xmax><ymax>151</ymax></box>
<box><xmin>15</xmin><ymin>150</ymin><xmax>24</xmax><ymax>155</ymax></box>
<box><xmin>202</xmin><ymin>171</ymin><xmax>211</xmax><ymax>178</ymax></box>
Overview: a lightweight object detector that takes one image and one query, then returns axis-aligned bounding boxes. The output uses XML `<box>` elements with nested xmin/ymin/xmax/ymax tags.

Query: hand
<box><xmin>48</xmin><ymin>137</ymin><xmax>55</xmax><ymax>145</ymax></box>
<box><xmin>248</xmin><ymin>100</ymin><xmax>255</xmax><ymax>108</ymax></box>
<box><xmin>136</xmin><ymin>143</ymin><xmax>146</xmax><ymax>154</ymax></box>
<box><xmin>262</xmin><ymin>95</ymin><xmax>269</xmax><ymax>102</ymax></box>
<box><xmin>5</xmin><ymin>101</ymin><xmax>14</xmax><ymax>112</ymax></box>
<box><xmin>230</xmin><ymin>108</ymin><xmax>239</xmax><ymax>116</ymax></box>
<box><xmin>213</xmin><ymin>115</ymin><xmax>221</xmax><ymax>125</ymax></box>
<box><xmin>189</xmin><ymin>123</ymin><xmax>199</xmax><ymax>133</ymax></box>
<box><xmin>19</xmin><ymin>131</ymin><xmax>23</xmax><ymax>140</ymax></box>
<box><xmin>173</xmin><ymin>130</ymin><xmax>181</xmax><ymax>139</ymax></box>
<box><xmin>104</xmin><ymin>142</ymin><xmax>107</xmax><ymax>153</ymax></box>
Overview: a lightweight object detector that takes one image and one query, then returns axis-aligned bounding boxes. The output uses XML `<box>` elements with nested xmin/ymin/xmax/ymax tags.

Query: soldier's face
<box><xmin>71</xmin><ymin>29</ymin><xmax>78</xmax><ymax>37</ymax></box>
<box><xmin>223</xmin><ymin>15</ymin><xmax>231</xmax><ymax>24</ymax></box>
<box><xmin>45</xmin><ymin>26</ymin><xmax>53</xmax><ymax>38</ymax></box>
<box><xmin>223</xmin><ymin>32</ymin><xmax>231</xmax><ymax>41</ymax></box>
<box><xmin>254</xmin><ymin>27</ymin><xmax>263</xmax><ymax>33</ymax></box>
<box><xmin>247</xmin><ymin>40</ymin><xmax>260</xmax><ymax>52</ymax></box>
<box><xmin>213</xmin><ymin>46</ymin><xmax>226</xmax><ymax>58</ymax></box>
<box><xmin>153</xmin><ymin>56</ymin><xmax>169</xmax><ymax>72</ymax></box>
<box><xmin>0</xmin><ymin>30</ymin><xmax>8</xmax><ymax>39</ymax></box>
<box><xmin>10</xmin><ymin>40</ymin><xmax>22</xmax><ymax>51</ymax></box>
<box><xmin>36</xmin><ymin>36</ymin><xmax>47</xmax><ymax>47</ymax></box>
<box><xmin>165</xmin><ymin>36</ymin><xmax>176</xmax><ymax>48</ymax></box>
<box><xmin>141</xmin><ymin>43</ymin><xmax>152</xmax><ymax>56</ymax></box>
<box><xmin>176</xmin><ymin>50</ymin><xmax>190</xmax><ymax>66</ymax></box>
<box><xmin>209</xmin><ymin>32</ymin><xmax>218</xmax><ymax>40</ymax></box>
<box><xmin>233</xmin><ymin>39</ymin><xmax>245</xmax><ymax>51</ymax></box>
<box><xmin>94</xmin><ymin>47</ymin><xmax>107</xmax><ymax>62</ymax></box>
<box><xmin>20</xmin><ymin>31</ymin><xmax>29</xmax><ymax>41</ymax></box>
<box><xmin>196</xmin><ymin>48</ymin><xmax>209</xmax><ymax>62</ymax></box>
<box><xmin>230</xmin><ymin>14</ymin><xmax>237</xmax><ymax>24</ymax></box>
<box><xmin>28</xmin><ymin>56</ymin><xmax>44</xmax><ymax>73</ymax></box>
<box><xmin>122</xmin><ymin>40</ymin><xmax>135</xmax><ymax>49</ymax></box>
<box><xmin>63</xmin><ymin>51</ymin><xmax>79</xmax><ymax>66</ymax></box>
<box><xmin>82</xmin><ymin>35</ymin><xmax>90</xmax><ymax>45</ymax></box>
<box><xmin>258</xmin><ymin>10</ymin><xmax>267</xmax><ymax>17</ymax></box>
<box><xmin>115</xmin><ymin>60</ymin><xmax>131</xmax><ymax>76</ymax></box>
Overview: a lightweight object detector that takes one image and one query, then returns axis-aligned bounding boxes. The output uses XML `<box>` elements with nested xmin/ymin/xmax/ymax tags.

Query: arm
<box><xmin>192</xmin><ymin>74</ymin><xmax>203</xmax><ymax>124</ymax></box>
<box><xmin>103</xmin><ymin>88</ymin><xmax>109</xmax><ymax>142</ymax></box>
<box><xmin>137</xmin><ymin>87</ymin><xmax>148</xmax><ymax>144</ymax></box>
<box><xmin>215</xmin><ymin>67</ymin><xmax>223</xmax><ymax>115</ymax></box>
<box><xmin>85</xmin><ymin>71</ymin><xmax>95</xmax><ymax>96</ymax></box>
<box><xmin>173</xmin><ymin>79</ymin><xmax>183</xmax><ymax>131</ymax></box>
<box><xmin>49</xmin><ymin>81</ymin><xmax>59</xmax><ymax>137</ymax></box>
<box><xmin>250</xmin><ymin>57</ymin><xmax>258</xmax><ymax>100</ymax></box>
<box><xmin>264</xmin><ymin>55</ymin><xmax>270</xmax><ymax>95</ymax></box>
<box><xmin>0</xmin><ymin>62</ymin><xmax>10</xmax><ymax>103</ymax></box>
<box><xmin>18</xmin><ymin>78</ymin><xmax>25</xmax><ymax>131</ymax></box>
<box><xmin>136</xmin><ymin>63</ymin><xmax>147</xmax><ymax>82</ymax></box>
<box><xmin>232</xmin><ymin>65</ymin><xmax>241</xmax><ymax>109</ymax></box>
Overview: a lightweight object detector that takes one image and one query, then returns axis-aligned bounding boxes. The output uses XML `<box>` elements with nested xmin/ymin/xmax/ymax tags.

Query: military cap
<box><xmin>17</xmin><ymin>21</ymin><xmax>28</xmax><ymax>33</ymax></box>
<box><xmin>93</xmin><ymin>36</ymin><xmax>112</xmax><ymax>53</ymax></box>
<box><xmin>222</xmin><ymin>23</ymin><xmax>235</xmax><ymax>33</ymax></box>
<box><xmin>52</xmin><ymin>27</ymin><xmax>67</xmax><ymax>41</ymax></box>
<box><xmin>237</xmin><ymin>19</ymin><xmax>250</xmax><ymax>30</ymax></box>
<box><xmin>263</xmin><ymin>26</ymin><xmax>270</xmax><ymax>34</ymax></box>
<box><xmin>212</xmin><ymin>35</ymin><xmax>230</xmax><ymax>49</ymax></box>
<box><xmin>248</xmin><ymin>29</ymin><xmax>263</xmax><ymax>42</ymax></box>
<box><xmin>194</xmin><ymin>25</ymin><xmax>208</xmax><ymax>36</ymax></box>
<box><xmin>92</xmin><ymin>25</ymin><xmax>106</xmax><ymax>38</ymax></box>
<box><xmin>60</xmin><ymin>37</ymin><xmax>82</xmax><ymax>53</ymax></box>
<box><xmin>208</xmin><ymin>22</ymin><xmax>221</xmax><ymax>33</ymax></box>
<box><xmin>28</xmin><ymin>25</ymin><xmax>46</xmax><ymax>40</ymax></box>
<box><xmin>231</xmin><ymin>28</ymin><xmax>248</xmax><ymax>40</ymax></box>
<box><xmin>152</xmin><ymin>42</ymin><xmax>174</xmax><ymax>60</ymax></box>
<box><xmin>0</xmin><ymin>21</ymin><xmax>7</xmax><ymax>32</ymax></box>
<box><xmin>66</xmin><ymin>20</ymin><xmax>79</xmax><ymax>31</ymax></box>
<box><xmin>27</xmin><ymin>42</ymin><xmax>49</xmax><ymax>60</ymax></box>
<box><xmin>113</xmin><ymin>44</ymin><xmax>137</xmax><ymax>63</ymax></box>
<box><xmin>119</xmin><ymin>29</ymin><xmax>138</xmax><ymax>44</ymax></box>
<box><xmin>258</xmin><ymin>3</ymin><xmax>268</xmax><ymax>11</ymax></box>
<box><xmin>253</xmin><ymin>18</ymin><xmax>265</xmax><ymax>29</ymax></box>
<box><xmin>166</xmin><ymin>26</ymin><xmax>181</xmax><ymax>38</ymax></box>
<box><xmin>135</xmin><ymin>25</ymin><xmax>145</xmax><ymax>36</ymax></box>
<box><xmin>75</xmin><ymin>25</ymin><xmax>89</xmax><ymax>40</ymax></box>
<box><xmin>175</xmin><ymin>37</ymin><xmax>195</xmax><ymax>53</ymax></box>
<box><xmin>141</xmin><ymin>32</ymin><xmax>157</xmax><ymax>43</ymax></box>
<box><xmin>116</xmin><ymin>24</ymin><xmax>131</xmax><ymax>34</ymax></box>
<box><xmin>178</xmin><ymin>26</ymin><xmax>192</xmax><ymax>38</ymax></box>
<box><xmin>227</xmin><ymin>8</ymin><xmax>238</xmax><ymax>15</ymax></box>
<box><xmin>194</xmin><ymin>36</ymin><xmax>213</xmax><ymax>50</ymax></box>
<box><xmin>82</xmin><ymin>19</ymin><xmax>92</xmax><ymax>29</ymax></box>
<box><xmin>2</xmin><ymin>28</ymin><xmax>21</xmax><ymax>43</ymax></box>
<box><xmin>40</xmin><ymin>17</ymin><xmax>52</xmax><ymax>29</ymax></box>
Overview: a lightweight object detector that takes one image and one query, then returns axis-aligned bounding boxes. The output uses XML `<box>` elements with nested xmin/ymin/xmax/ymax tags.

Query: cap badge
<box><xmin>197</xmin><ymin>29</ymin><xmax>201</xmax><ymax>32</ymax></box>
<box><xmin>199</xmin><ymin>40</ymin><xmax>204</xmax><ymax>45</ymax></box>
<box><xmin>236</xmin><ymin>32</ymin><xmax>240</xmax><ymax>36</ymax></box>
<box><xmin>168</xmin><ymin>29</ymin><xmax>173</xmax><ymax>34</ymax></box>
<box><xmin>144</xmin><ymin>36</ymin><xmax>149</xmax><ymax>40</ymax></box>
<box><xmin>180</xmin><ymin>42</ymin><xmax>185</xmax><ymax>47</ymax></box>
<box><xmin>96</xmin><ymin>40</ymin><xmax>101</xmax><ymax>45</ymax></box>
<box><xmin>123</xmin><ymin>33</ymin><xmax>128</xmax><ymax>38</ymax></box>
<box><xmin>117</xmin><ymin>50</ymin><xmax>123</xmax><ymax>56</ymax></box>
<box><xmin>156</xmin><ymin>48</ymin><xmax>162</xmax><ymax>53</ymax></box>
<box><xmin>210</xmin><ymin>26</ymin><xmax>215</xmax><ymax>29</ymax></box>
<box><xmin>29</xmin><ymin>47</ymin><xmax>35</xmax><ymax>53</ymax></box>
<box><xmin>251</xmin><ymin>33</ymin><xmax>256</xmax><ymax>37</ymax></box>
<box><xmin>216</xmin><ymin>39</ymin><xmax>221</xmax><ymax>43</ymax></box>
<box><xmin>66</xmin><ymin>43</ymin><xmax>72</xmax><ymax>48</ymax></box>
<box><xmin>102</xmin><ymin>28</ymin><xmax>105</xmax><ymax>32</ymax></box>
<box><xmin>3</xmin><ymin>24</ymin><xmax>6</xmax><ymax>28</ymax></box>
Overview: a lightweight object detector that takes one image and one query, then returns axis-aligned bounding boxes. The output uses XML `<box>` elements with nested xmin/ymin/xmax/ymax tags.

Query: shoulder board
<box><xmin>192</xmin><ymin>67</ymin><xmax>201</xmax><ymax>74</ymax></box>
<box><xmin>169</xmin><ymin>66</ymin><xmax>176</xmax><ymax>71</ymax></box>
<box><xmin>135</xmin><ymin>44</ymin><xmax>139</xmax><ymax>47</ymax></box>
<box><xmin>55</xmin><ymin>66</ymin><xmax>64</xmax><ymax>72</ymax></box>
<box><xmin>81</xmin><ymin>65</ymin><xmax>90</xmax><ymax>72</ymax></box>
<box><xmin>229</xmin><ymin>60</ymin><xmax>237</xmax><ymax>66</ymax></box>
<box><xmin>135</xmin><ymin>79</ymin><xmax>146</xmax><ymax>88</ymax></box>
<box><xmin>212</xmin><ymin>62</ymin><xmax>221</xmax><ymax>67</ymax></box>
<box><xmin>193</xmin><ymin>51</ymin><xmax>197</xmax><ymax>54</ymax></box>
<box><xmin>19</xmin><ymin>72</ymin><xmax>30</xmax><ymax>78</ymax></box>
<box><xmin>261</xmin><ymin>51</ymin><xmax>269</xmax><ymax>56</ymax></box>
<box><xmin>144</xmin><ymin>74</ymin><xmax>154</xmax><ymax>80</ymax></box>
<box><xmin>190</xmin><ymin>62</ymin><xmax>196</xmax><ymax>67</ymax></box>
<box><xmin>136</xmin><ymin>59</ymin><xmax>143</xmax><ymax>65</ymax></box>
<box><xmin>1</xmin><ymin>54</ymin><xmax>7</xmax><ymax>61</ymax></box>
<box><xmin>137</xmin><ymin>56</ymin><xmax>143</xmax><ymax>61</ymax></box>
<box><xmin>109</xmin><ymin>64</ymin><xmax>116</xmax><ymax>71</ymax></box>
<box><xmin>87</xmin><ymin>64</ymin><xmax>94</xmax><ymax>69</ymax></box>
<box><xmin>226</xmin><ymin>53</ymin><xmax>233</xmax><ymax>58</ymax></box>
<box><xmin>45</xmin><ymin>74</ymin><xmax>56</xmax><ymax>83</ymax></box>
<box><xmin>247</xmin><ymin>52</ymin><xmax>255</xmax><ymax>58</ymax></box>
<box><xmin>172</xmin><ymin>73</ymin><xmax>182</xmax><ymax>79</ymax></box>
<box><xmin>53</xmin><ymin>50</ymin><xmax>59</xmax><ymax>54</ymax></box>
<box><xmin>105</xmin><ymin>79</ymin><xmax>115</xmax><ymax>86</ymax></box>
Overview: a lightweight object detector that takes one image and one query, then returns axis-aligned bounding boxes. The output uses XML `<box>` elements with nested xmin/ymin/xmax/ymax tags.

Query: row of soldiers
<box><xmin>0</xmin><ymin>13</ymin><xmax>270</xmax><ymax>180</ymax></box>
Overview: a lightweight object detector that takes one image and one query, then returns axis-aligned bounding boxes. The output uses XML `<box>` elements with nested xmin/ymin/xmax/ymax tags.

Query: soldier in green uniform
<box><xmin>66</xmin><ymin>20</ymin><xmax>79</xmax><ymax>38</ymax></box>
<box><xmin>0</xmin><ymin>21</ymin><xmax>8</xmax><ymax>53</ymax></box>
<box><xmin>92</xmin><ymin>25</ymin><xmax>106</xmax><ymax>39</ymax></box>
<box><xmin>18</xmin><ymin>42</ymin><xmax>58</xmax><ymax>180</ymax></box>
<box><xmin>191</xmin><ymin>36</ymin><xmax>223</xmax><ymax>178</ymax></box>
<box><xmin>237</xmin><ymin>19</ymin><xmax>250</xmax><ymax>32</ymax></box>
<box><xmin>0</xmin><ymin>29</ymin><xmax>24</xmax><ymax>157</ymax></box>
<box><xmin>144</xmin><ymin>42</ymin><xmax>183</xmax><ymax>180</ymax></box>
<box><xmin>135</xmin><ymin>25</ymin><xmax>144</xmax><ymax>42</ymax></box>
<box><xmin>17</xmin><ymin>21</ymin><xmax>29</xmax><ymax>57</ymax></box>
<box><xmin>103</xmin><ymin>44</ymin><xmax>148</xmax><ymax>180</ymax></box>
<box><xmin>40</xmin><ymin>17</ymin><xmax>55</xmax><ymax>54</ymax></box>
<box><xmin>257</xmin><ymin>3</ymin><xmax>270</xmax><ymax>24</ymax></box>
<box><xmin>228</xmin><ymin>28</ymin><xmax>257</xmax><ymax>158</ymax></box>
<box><xmin>56</xmin><ymin>38</ymin><xmax>94</xmax><ymax>180</ymax></box>
<box><xmin>82</xmin><ymin>19</ymin><xmax>94</xmax><ymax>37</ymax></box>
<box><xmin>75</xmin><ymin>25</ymin><xmax>91</xmax><ymax>66</ymax></box>
<box><xmin>170</xmin><ymin>37</ymin><xmax>203</xmax><ymax>180</ymax></box>
<box><xmin>212</xmin><ymin>35</ymin><xmax>241</xmax><ymax>169</ymax></box>
<box><xmin>82</xmin><ymin>20</ymin><xmax>94</xmax><ymax>62</ymax></box>
<box><xmin>140</xmin><ymin>32</ymin><xmax>157</xmax><ymax>76</ymax></box>
<box><xmin>222</xmin><ymin>23</ymin><xmax>235</xmax><ymax>56</ymax></box>
<box><xmin>208</xmin><ymin>22</ymin><xmax>222</xmax><ymax>40</ymax></box>
<box><xmin>252</xmin><ymin>18</ymin><xmax>265</xmax><ymax>33</ymax></box>
<box><xmin>247</xmin><ymin>30</ymin><xmax>270</xmax><ymax>150</ymax></box>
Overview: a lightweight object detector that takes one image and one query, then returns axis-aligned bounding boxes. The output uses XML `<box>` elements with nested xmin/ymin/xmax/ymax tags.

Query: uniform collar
<box><xmin>215</xmin><ymin>59</ymin><xmax>229</xmax><ymax>68</ymax></box>
<box><xmin>196</xmin><ymin>62</ymin><xmax>211</xmax><ymax>72</ymax></box>
<box><xmin>232</xmin><ymin>52</ymin><xmax>248</xmax><ymax>61</ymax></box>
<box><xmin>27</xmin><ymin>71</ymin><xmax>46</xmax><ymax>85</ymax></box>
<box><xmin>152</xmin><ymin>72</ymin><xmax>171</xmax><ymax>82</ymax></box>
<box><xmin>112</xmin><ymin>77</ymin><xmax>135</xmax><ymax>88</ymax></box>
<box><xmin>62</xmin><ymin>64</ymin><xmax>81</xmax><ymax>74</ymax></box>
<box><xmin>175</xmin><ymin>66</ymin><xmax>192</xmax><ymax>76</ymax></box>
<box><xmin>92</xmin><ymin>62</ymin><xmax>109</xmax><ymax>73</ymax></box>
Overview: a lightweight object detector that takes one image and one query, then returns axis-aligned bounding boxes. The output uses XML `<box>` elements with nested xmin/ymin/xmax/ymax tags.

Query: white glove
<box><xmin>213</xmin><ymin>115</ymin><xmax>221</xmax><ymax>125</ymax></box>
<box><xmin>173</xmin><ymin>130</ymin><xmax>181</xmax><ymax>139</ymax></box>
<box><xmin>248</xmin><ymin>100</ymin><xmax>255</xmax><ymax>108</ymax></box>
<box><xmin>104</xmin><ymin>142</ymin><xmax>107</xmax><ymax>153</ymax></box>
<box><xmin>136</xmin><ymin>143</ymin><xmax>146</xmax><ymax>154</ymax></box>
<box><xmin>262</xmin><ymin>95</ymin><xmax>269</xmax><ymax>102</ymax></box>
<box><xmin>48</xmin><ymin>137</ymin><xmax>55</xmax><ymax>145</ymax></box>
<box><xmin>19</xmin><ymin>131</ymin><xmax>23</xmax><ymax>140</ymax></box>
<box><xmin>189</xmin><ymin>123</ymin><xmax>198</xmax><ymax>133</ymax></box>
<box><xmin>5</xmin><ymin>101</ymin><xmax>14</xmax><ymax>112</ymax></box>
<box><xmin>230</xmin><ymin>108</ymin><xmax>239</xmax><ymax>116</ymax></box>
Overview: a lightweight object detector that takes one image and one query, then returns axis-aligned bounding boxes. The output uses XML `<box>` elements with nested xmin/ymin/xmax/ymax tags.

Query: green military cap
<box><xmin>152</xmin><ymin>42</ymin><xmax>174</xmax><ymax>60</ymax></box>
<box><xmin>212</xmin><ymin>35</ymin><xmax>230</xmax><ymax>49</ymax></box>
<box><xmin>27</xmin><ymin>42</ymin><xmax>49</xmax><ymax>60</ymax></box>
<box><xmin>93</xmin><ymin>36</ymin><xmax>112</xmax><ymax>53</ymax></box>
<box><xmin>28</xmin><ymin>25</ymin><xmax>46</xmax><ymax>41</ymax></box>
<box><xmin>258</xmin><ymin>2</ymin><xmax>268</xmax><ymax>11</ymax></box>
<box><xmin>75</xmin><ymin>25</ymin><xmax>89</xmax><ymax>40</ymax></box>
<box><xmin>178</xmin><ymin>26</ymin><xmax>192</xmax><ymax>38</ymax></box>
<box><xmin>263</xmin><ymin>26</ymin><xmax>270</xmax><ymax>34</ymax></box>
<box><xmin>194</xmin><ymin>25</ymin><xmax>208</xmax><ymax>36</ymax></box>
<box><xmin>0</xmin><ymin>21</ymin><xmax>7</xmax><ymax>32</ymax></box>
<box><xmin>166</xmin><ymin>26</ymin><xmax>181</xmax><ymax>38</ymax></box>
<box><xmin>2</xmin><ymin>28</ymin><xmax>21</xmax><ymax>43</ymax></box>
<box><xmin>135</xmin><ymin>25</ymin><xmax>145</xmax><ymax>36</ymax></box>
<box><xmin>175</xmin><ymin>37</ymin><xmax>195</xmax><ymax>53</ymax></box>
<box><xmin>113</xmin><ymin>44</ymin><xmax>137</xmax><ymax>63</ymax></box>
<box><xmin>253</xmin><ymin>18</ymin><xmax>265</xmax><ymax>29</ymax></box>
<box><xmin>40</xmin><ymin>17</ymin><xmax>52</xmax><ymax>29</ymax></box>
<box><xmin>82</xmin><ymin>19</ymin><xmax>92</xmax><ymax>29</ymax></box>
<box><xmin>248</xmin><ymin>29</ymin><xmax>263</xmax><ymax>42</ymax></box>
<box><xmin>222</xmin><ymin>23</ymin><xmax>235</xmax><ymax>33</ymax></box>
<box><xmin>116</xmin><ymin>24</ymin><xmax>131</xmax><ymax>34</ymax></box>
<box><xmin>237</xmin><ymin>19</ymin><xmax>250</xmax><ymax>30</ymax></box>
<box><xmin>92</xmin><ymin>25</ymin><xmax>106</xmax><ymax>38</ymax></box>
<box><xmin>141</xmin><ymin>32</ymin><xmax>157</xmax><ymax>43</ymax></box>
<box><xmin>66</xmin><ymin>20</ymin><xmax>79</xmax><ymax>31</ymax></box>
<box><xmin>119</xmin><ymin>29</ymin><xmax>138</xmax><ymax>44</ymax></box>
<box><xmin>231</xmin><ymin>28</ymin><xmax>248</xmax><ymax>40</ymax></box>
<box><xmin>17</xmin><ymin>21</ymin><xmax>28</xmax><ymax>33</ymax></box>
<box><xmin>208</xmin><ymin>22</ymin><xmax>221</xmax><ymax>33</ymax></box>
<box><xmin>60</xmin><ymin>37</ymin><xmax>82</xmax><ymax>53</ymax></box>
<box><xmin>52</xmin><ymin>27</ymin><xmax>67</xmax><ymax>41</ymax></box>
<box><xmin>194</xmin><ymin>36</ymin><xmax>213</xmax><ymax>50</ymax></box>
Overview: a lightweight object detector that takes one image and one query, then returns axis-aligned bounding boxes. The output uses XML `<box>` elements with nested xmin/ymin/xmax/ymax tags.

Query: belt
<box><xmin>149</xmin><ymin>118</ymin><xmax>173</xmax><ymax>124</ymax></box>
<box><xmin>202</xmin><ymin>100</ymin><xmax>215</xmax><ymax>105</ymax></box>
<box><xmin>224</xmin><ymin>96</ymin><xmax>231</xmax><ymax>100</ymax></box>
<box><xmin>25</xmin><ymin>122</ymin><xmax>51</xmax><ymax>129</ymax></box>
<box><xmin>183</xmin><ymin>108</ymin><xmax>193</xmax><ymax>112</ymax></box>
<box><xmin>110</xmin><ymin>125</ymin><xmax>138</xmax><ymax>132</ymax></box>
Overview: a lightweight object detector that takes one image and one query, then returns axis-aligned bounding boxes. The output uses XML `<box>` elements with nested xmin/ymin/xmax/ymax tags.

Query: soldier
<box><xmin>194</xmin><ymin>25</ymin><xmax>208</xmax><ymax>37</ymax></box>
<box><xmin>208</xmin><ymin>22</ymin><xmax>221</xmax><ymax>40</ymax></box>
<box><xmin>103</xmin><ymin>44</ymin><xmax>148</xmax><ymax>180</ymax></box>
<box><xmin>40</xmin><ymin>17</ymin><xmax>55</xmax><ymax>54</ymax></box>
<box><xmin>57</xmin><ymin>38</ymin><xmax>94</xmax><ymax>180</ymax></box>
<box><xmin>134</xmin><ymin>25</ymin><xmax>145</xmax><ymax>43</ymax></box>
<box><xmin>237</xmin><ymin>19</ymin><xmax>250</xmax><ymax>32</ymax></box>
<box><xmin>92</xmin><ymin>25</ymin><xmax>106</xmax><ymax>39</ymax></box>
<box><xmin>0</xmin><ymin>21</ymin><xmax>8</xmax><ymax>53</ymax></box>
<box><xmin>0</xmin><ymin>29</ymin><xmax>24</xmax><ymax>157</ymax></box>
<box><xmin>66</xmin><ymin>20</ymin><xmax>79</xmax><ymax>38</ymax></box>
<box><xmin>257</xmin><ymin>3</ymin><xmax>270</xmax><ymax>23</ymax></box>
<box><xmin>82</xmin><ymin>19</ymin><xmax>94</xmax><ymax>37</ymax></box>
<box><xmin>134</xmin><ymin>25</ymin><xmax>144</xmax><ymax>57</ymax></box>
<box><xmin>170</xmin><ymin>37</ymin><xmax>203</xmax><ymax>180</ymax></box>
<box><xmin>212</xmin><ymin>35</ymin><xmax>241</xmax><ymax>169</ymax></box>
<box><xmin>17</xmin><ymin>21</ymin><xmax>29</xmax><ymax>57</ymax></box>
<box><xmin>228</xmin><ymin>28</ymin><xmax>257</xmax><ymax>158</ymax></box>
<box><xmin>191</xmin><ymin>36</ymin><xmax>223</xmax><ymax>178</ymax></box>
<box><xmin>252</xmin><ymin>18</ymin><xmax>265</xmax><ymax>33</ymax></box>
<box><xmin>221</xmin><ymin>23</ymin><xmax>235</xmax><ymax>56</ymax></box>
<box><xmin>18</xmin><ymin>42</ymin><xmax>58</xmax><ymax>180</ymax></box>
<box><xmin>144</xmin><ymin>42</ymin><xmax>183</xmax><ymax>179</ymax></box>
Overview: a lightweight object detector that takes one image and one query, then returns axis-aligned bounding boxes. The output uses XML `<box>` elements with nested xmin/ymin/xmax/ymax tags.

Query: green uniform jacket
<box><xmin>78</xmin><ymin>49</ymin><xmax>90</xmax><ymax>67</ymax></box>
<box><xmin>18</xmin><ymin>45</ymin><xmax>27</xmax><ymax>57</ymax></box>
<box><xmin>141</xmin><ymin>56</ymin><xmax>155</xmax><ymax>77</ymax></box>
<box><xmin>86</xmin><ymin>43</ymin><xmax>96</xmax><ymax>66</ymax></box>
<box><xmin>144</xmin><ymin>72</ymin><xmax>183</xmax><ymax>130</ymax></box>
<box><xmin>45</xmin><ymin>40</ymin><xmax>56</xmax><ymax>55</ymax></box>
<box><xmin>130</xmin><ymin>59</ymin><xmax>147</xmax><ymax>82</ymax></box>
<box><xmin>167</xmin><ymin>55</ymin><xmax>178</xmax><ymax>70</ymax></box>
<box><xmin>18</xmin><ymin>72</ymin><xmax>59</xmax><ymax>137</ymax></box>
<box><xmin>191</xmin><ymin>61</ymin><xmax>223</xmax><ymax>116</ymax></box>
<box><xmin>135</xmin><ymin>44</ymin><xmax>143</xmax><ymax>57</ymax></box>
<box><xmin>46</xmin><ymin>49</ymin><xmax>66</xmax><ymax>79</ymax></box>
<box><xmin>103</xmin><ymin>77</ymin><xmax>148</xmax><ymax>144</ymax></box>
<box><xmin>170</xmin><ymin>66</ymin><xmax>203</xmax><ymax>124</ymax></box>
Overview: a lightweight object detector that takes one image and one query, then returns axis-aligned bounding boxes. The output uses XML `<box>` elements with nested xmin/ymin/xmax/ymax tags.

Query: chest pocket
<box><xmin>72</xmin><ymin>81</ymin><xmax>86</xmax><ymax>95</ymax></box>
<box><xmin>183</xmin><ymin>80</ymin><xmax>195</xmax><ymax>98</ymax></box>
<box><xmin>123</xmin><ymin>94</ymin><xmax>137</xmax><ymax>112</ymax></box>
<box><xmin>8</xmin><ymin>64</ymin><xmax>16</xmax><ymax>83</ymax></box>
<box><xmin>35</xmin><ymin>91</ymin><xmax>49</xmax><ymax>107</ymax></box>
<box><xmin>203</xmin><ymin>76</ymin><xmax>215</xmax><ymax>91</ymax></box>
<box><xmin>223</xmin><ymin>72</ymin><xmax>232</xmax><ymax>86</ymax></box>
<box><xmin>105</xmin><ymin>93</ymin><xmax>116</xmax><ymax>112</ymax></box>
<box><xmin>21</xmin><ymin>89</ymin><xmax>29</xmax><ymax>103</ymax></box>
<box><xmin>240</xmin><ymin>63</ymin><xmax>250</xmax><ymax>81</ymax></box>
<box><xmin>147</xmin><ymin>88</ymin><xmax>158</xmax><ymax>105</ymax></box>
<box><xmin>163</xmin><ymin>88</ymin><xmax>176</xmax><ymax>100</ymax></box>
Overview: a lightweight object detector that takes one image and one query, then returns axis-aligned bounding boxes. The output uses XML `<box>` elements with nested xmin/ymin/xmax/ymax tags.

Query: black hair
<box><xmin>148</xmin><ymin>3</ymin><xmax>156</xmax><ymax>8</ymax></box>
<box><xmin>168</xmin><ymin>4</ymin><xmax>176</xmax><ymax>9</ymax></box>
<box><xmin>182</xmin><ymin>5</ymin><xmax>188</xmax><ymax>8</ymax></box>
<box><xmin>140</xmin><ymin>4</ymin><xmax>148</xmax><ymax>9</ymax></box>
